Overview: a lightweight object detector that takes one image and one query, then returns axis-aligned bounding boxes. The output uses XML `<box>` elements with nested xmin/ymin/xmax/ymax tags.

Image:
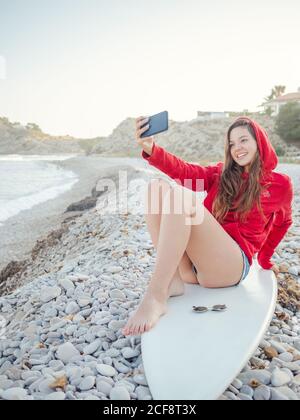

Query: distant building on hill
<box><xmin>262</xmin><ymin>87</ymin><xmax>300</xmax><ymax>116</ymax></box>
<box><xmin>196</xmin><ymin>111</ymin><xmax>230</xmax><ymax>120</ymax></box>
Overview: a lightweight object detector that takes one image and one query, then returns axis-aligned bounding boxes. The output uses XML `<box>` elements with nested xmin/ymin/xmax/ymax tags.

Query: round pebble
<box><xmin>56</xmin><ymin>342</ymin><xmax>80</xmax><ymax>364</ymax></box>
<box><xmin>79</xmin><ymin>376</ymin><xmax>96</xmax><ymax>391</ymax></box>
<box><xmin>110</xmin><ymin>385</ymin><xmax>131</xmax><ymax>400</ymax></box>
<box><xmin>46</xmin><ymin>392</ymin><xmax>66</xmax><ymax>400</ymax></box>
<box><xmin>96</xmin><ymin>364</ymin><xmax>117</xmax><ymax>377</ymax></box>
<box><xmin>253</xmin><ymin>385</ymin><xmax>271</xmax><ymax>400</ymax></box>
<box><xmin>271</xmin><ymin>367</ymin><xmax>292</xmax><ymax>387</ymax></box>
<box><xmin>1</xmin><ymin>388</ymin><xmax>28</xmax><ymax>400</ymax></box>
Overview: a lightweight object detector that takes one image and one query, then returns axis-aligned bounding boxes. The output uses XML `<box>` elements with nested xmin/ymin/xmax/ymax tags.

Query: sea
<box><xmin>0</xmin><ymin>154</ymin><xmax>78</xmax><ymax>226</ymax></box>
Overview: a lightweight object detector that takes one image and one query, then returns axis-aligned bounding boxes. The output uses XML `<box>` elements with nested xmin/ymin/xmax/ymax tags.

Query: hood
<box><xmin>234</xmin><ymin>117</ymin><xmax>278</xmax><ymax>180</ymax></box>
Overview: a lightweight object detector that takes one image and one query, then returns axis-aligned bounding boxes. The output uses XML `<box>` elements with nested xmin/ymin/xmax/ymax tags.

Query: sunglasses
<box><xmin>192</xmin><ymin>304</ymin><xmax>227</xmax><ymax>313</ymax></box>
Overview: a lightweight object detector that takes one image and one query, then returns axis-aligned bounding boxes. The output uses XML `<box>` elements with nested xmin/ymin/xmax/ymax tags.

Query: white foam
<box><xmin>0</xmin><ymin>178</ymin><xmax>77</xmax><ymax>224</ymax></box>
<box><xmin>0</xmin><ymin>159</ymin><xmax>78</xmax><ymax>225</ymax></box>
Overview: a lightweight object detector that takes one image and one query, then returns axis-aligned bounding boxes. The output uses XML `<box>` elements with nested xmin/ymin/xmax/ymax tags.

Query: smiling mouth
<box><xmin>236</xmin><ymin>153</ymin><xmax>248</xmax><ymax>159</ymax></box>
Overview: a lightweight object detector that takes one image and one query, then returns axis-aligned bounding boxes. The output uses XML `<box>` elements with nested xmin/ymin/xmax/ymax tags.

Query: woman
<box><xmin>122</xmin><ymin>116</ymin><xmax>294</xmax><ymax>336</ymax></box>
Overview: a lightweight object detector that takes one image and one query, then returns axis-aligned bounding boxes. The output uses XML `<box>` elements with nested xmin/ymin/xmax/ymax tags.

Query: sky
<box><xmin>0</xmin><ymin>0</ymin><xmax>299</xmax><ymax>138</ymax></box>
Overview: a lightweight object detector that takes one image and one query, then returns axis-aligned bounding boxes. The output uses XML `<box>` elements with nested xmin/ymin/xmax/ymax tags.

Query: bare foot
<box><xmin>122</xmin><ymin>289</ymin><xmax>168</xmax><ymax>336</ymax></box>
<box><xmin>168</xmin><ymin>276</ymin><xmax>185</xmax><ymax>298</ymax></box>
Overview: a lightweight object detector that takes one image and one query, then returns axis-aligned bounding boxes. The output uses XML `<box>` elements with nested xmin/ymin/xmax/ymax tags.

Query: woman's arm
<box><xmin>142</xmin><ymin>142</ymin><xmax>222</xmax><ymax>193</ymax></box>
<box><xmin>257</xmin><ymin>176</ymin><xmax>294</xmax><ymax>269</ymax></box>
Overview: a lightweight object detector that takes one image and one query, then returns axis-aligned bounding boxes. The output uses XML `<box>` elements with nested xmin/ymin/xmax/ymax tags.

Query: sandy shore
<box><xmin>0</xmin><ymin>155</ymin><xmax>148</xmax><ymax>271</ymax></box>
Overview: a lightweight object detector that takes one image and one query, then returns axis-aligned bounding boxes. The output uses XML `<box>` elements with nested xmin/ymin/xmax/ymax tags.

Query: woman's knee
<box><xmin>162</xmin><ymin>184</ymin><xmax>202</xmax><ymax>218</ymax></box>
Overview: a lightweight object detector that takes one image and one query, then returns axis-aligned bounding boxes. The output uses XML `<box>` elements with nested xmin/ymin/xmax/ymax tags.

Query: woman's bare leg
<box><xmin>144</xmin><ymin>179</ymin><xmax>185</xmax><ymax>297</ymax></box>
<box><xmin>122</xmin><ymin>183</ymin><xmax>200</xmax><ymax>336</ymax></box>
<box><xmin>145</xmin><ymin>211</ymin><xmax>185</xmax><ymax>297</ymax></box>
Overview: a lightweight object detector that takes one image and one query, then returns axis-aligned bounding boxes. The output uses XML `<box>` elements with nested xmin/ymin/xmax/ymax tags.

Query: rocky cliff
<box><xmin>1</xmin><ymin>114</ymin><xmax>299</xmax><ymax>162</ymax></box>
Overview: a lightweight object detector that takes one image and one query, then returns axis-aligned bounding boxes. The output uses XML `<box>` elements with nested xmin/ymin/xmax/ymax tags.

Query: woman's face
<box><xmin>229</xmin><ymin>126</ymin><xmax>258</xmax><ymax>172</ymax></box>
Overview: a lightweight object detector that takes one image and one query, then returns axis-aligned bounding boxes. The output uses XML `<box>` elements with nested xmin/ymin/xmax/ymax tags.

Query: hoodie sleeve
<box><xmin>141</xmin><ymin>142</ymin><xmax>221</xmax><ymax>192</ymax></box>
<box><xmin>257</xmin><ymin>176</ymin><xmax>294</xmax><ymax>270</ymax></box>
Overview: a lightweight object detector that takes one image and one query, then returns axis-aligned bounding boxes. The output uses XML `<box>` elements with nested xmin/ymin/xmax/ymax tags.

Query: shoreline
<box><xmin>0</xmin><ymin>155</ymin><xmax>148</xmax><ymax>272</ymax></box>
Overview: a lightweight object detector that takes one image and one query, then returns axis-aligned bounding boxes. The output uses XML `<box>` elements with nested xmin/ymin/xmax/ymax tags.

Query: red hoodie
<box><xmin>141</xmin><ymin>117</ymin><xmax>294</xmax><ymax>270</ymax></box>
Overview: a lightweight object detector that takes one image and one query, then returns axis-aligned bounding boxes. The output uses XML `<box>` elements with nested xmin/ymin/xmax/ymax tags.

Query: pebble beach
<box><xmin>0</xmin><ymin>158</ymin><xmax>299</xmax><ymax>401</ymax></box>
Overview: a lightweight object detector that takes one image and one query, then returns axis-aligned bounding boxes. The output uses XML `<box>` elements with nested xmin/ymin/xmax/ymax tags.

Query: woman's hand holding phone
<box><xmin>135</xmin><ymin>116</ymin><xmax>154</xmax><ymax>156</ymax></box>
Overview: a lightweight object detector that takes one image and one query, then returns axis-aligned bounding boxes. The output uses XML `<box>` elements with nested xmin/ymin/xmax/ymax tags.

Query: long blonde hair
<box><xmin>212</xmin><ymin>119</ymin><xmax>270</xmax><ymax>225</ymax></box>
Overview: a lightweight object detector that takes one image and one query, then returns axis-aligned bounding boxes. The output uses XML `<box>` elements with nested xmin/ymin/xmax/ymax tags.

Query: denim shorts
<box><xmin>191</xmin><ymin>246</ymin><xmax>251</xmax><ymax>286</ymax></box>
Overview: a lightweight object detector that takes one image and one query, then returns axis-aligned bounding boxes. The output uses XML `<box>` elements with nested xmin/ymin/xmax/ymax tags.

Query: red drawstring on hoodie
<box><xmin>141</xmin><ymin>117</ymin><xmax>294</xmax><ymax>270</ymax></box>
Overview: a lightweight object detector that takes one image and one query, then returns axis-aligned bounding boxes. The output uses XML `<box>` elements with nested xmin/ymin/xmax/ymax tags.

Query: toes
<box><xmin>132</xmin><ymin>325</ymin><xmax>139</xmax><ymax>336</ymax></box>
<box><xmin>121</xmin><ymin>321</ymin><xmax>151</xmax><ymax>335</ymax></box>
<box><xmin>128</xmin><ymin>325</ymin><xmax>135</xmax><ymax>336</ymax></box>
<box><xmin>122</xmin><ymin>323</ymin><xmax>129</xmax><ymax>334</ymax></box>
<box><xmin>137</xmin><ymin>323</ymin><xmax>144</xmax><ymax>335</ymax></box>
<box><xmin>134</xmin><ymin>324</ymin><xmax>141</xmax><ymax>336</ymax></box>
<box><xmin>124</xmin><ymin>327</ymin><xmax>131</xmax><ymax>336</ymax></box>
<box><xmin>122</xmin><ymin>323</ymin><xmax>131</xmax><ymax>336</ymax></box>
<box><xmin>123</xmin><ymin>317</ymin><xmax>136</xmax><ymax>335</ymax></box>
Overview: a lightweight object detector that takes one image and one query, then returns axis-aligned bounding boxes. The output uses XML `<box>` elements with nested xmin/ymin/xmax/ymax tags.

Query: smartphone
<box><xmin>140</xmin><ymin>110</ymin><xmax>168</xmax><ymax>138</ymax></box>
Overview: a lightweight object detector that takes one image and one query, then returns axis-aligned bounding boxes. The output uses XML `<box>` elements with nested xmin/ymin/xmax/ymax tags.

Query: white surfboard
<box><xmin>141</xmin><ymin>257</ymin><xmax>277</xmax><ymax>400</ymax></box>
